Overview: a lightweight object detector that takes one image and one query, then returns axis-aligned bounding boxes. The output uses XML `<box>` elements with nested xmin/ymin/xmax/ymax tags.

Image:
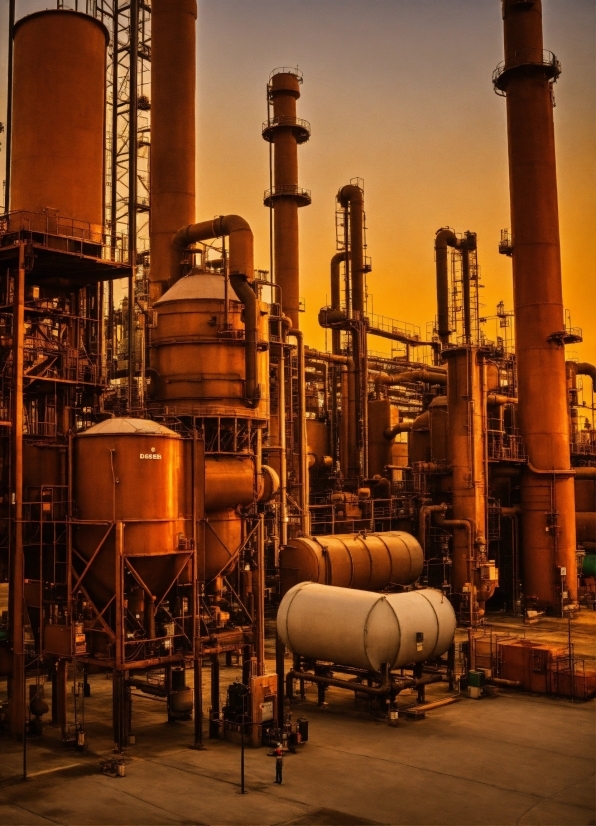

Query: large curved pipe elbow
<box><xmin>567</xmin><ymin>361</ymin><xmax>596</xmax><ymax>391</ymax></box>
<box><xmin>172</xmin><ymin>214</ymin><xmax>254</xmax><ymax>281</ymax></box>
<box><xmin>375</xmin><ymin>369</ymin><xmax>447</xmax><ymax>397</ymax></box>
<box><xmin>338</xmin><ymin>184</ymin><xmax>364</xmax><ymax>209</ymax></box>
<box><xmin>435</xmin><ymin>228</ymin><xmax>460</xmax><ymax>347</ymax></box>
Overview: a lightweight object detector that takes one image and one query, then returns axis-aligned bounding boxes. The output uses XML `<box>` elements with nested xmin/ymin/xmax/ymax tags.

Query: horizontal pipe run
<box><xmin>487</xmin><ymin>393</ymin><xmax>518</xmax><ymax>405</ymax></box>
<box><xmin>289</xmin><ymin>669</ymin><xmax>415</xmax><ymax>698</ymax></box>
<box><xmin>375</xmin><ymin>370</ymin><xmax>447</xmax><ymax>396</ymax></box>
<box><xmin>574</xmin><ymin>468</ymin><xmax>596</xmax><ymax>480</ymax></box>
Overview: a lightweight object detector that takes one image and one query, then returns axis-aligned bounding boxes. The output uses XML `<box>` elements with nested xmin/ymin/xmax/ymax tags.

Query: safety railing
<box><xmin>262</xmin><ymin>115</ymin><xmax>311</xmax><ymax>141</ymax></box>
<box><xmin>493</xmin><ymin>50</ymin><xmax>561</xmax><ymax>94</ymax></box>
<box><xmin>0</xmin><ymin>210</ymin><xmax>128</xmax><ymax>265</ymax></box>
<box><xmin>264</xmin><ymin>185</ymin><xmax>312</xmax><ymax>205</ymax></box>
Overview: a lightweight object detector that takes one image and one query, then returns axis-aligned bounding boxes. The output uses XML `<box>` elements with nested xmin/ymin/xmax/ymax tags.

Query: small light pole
<box><xmin>239</xmin><ymin>682</ymin><xmax>249</xmax><ymax>794</ymax></box>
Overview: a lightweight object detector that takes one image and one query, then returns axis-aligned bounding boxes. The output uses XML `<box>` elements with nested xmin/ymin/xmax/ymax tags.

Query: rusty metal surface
<box><xmin>149</xmin><ymin>0</ymin><xmax>197</xmax><ymax>302</ymax></box>
<box><xmin>11</xmin><ymin>11</ymin><xmax>107</xmax><ymax>230</ymax></box>
<box><xmin>499</xmin><ymin>0</ymin><xmax>577</xmax><ymax>607</ymax></box>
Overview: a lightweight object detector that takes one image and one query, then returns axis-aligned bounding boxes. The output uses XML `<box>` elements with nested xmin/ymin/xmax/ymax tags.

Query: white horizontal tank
<box><xmin>277</xmin><ymin>582</ymin><xmax>456</xmax><ymax>672</ymax></box>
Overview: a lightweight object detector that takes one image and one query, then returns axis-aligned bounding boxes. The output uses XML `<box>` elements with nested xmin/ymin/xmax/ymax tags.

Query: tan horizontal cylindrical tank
<box><xmin>73</xmin><ymin>418</ymin><xmax>187</xmax><ymax>607</ymax></box>
<box><xmin>151</xmin><ymin>273</ymin><xmax>269</xmax><ymax>419</ymax></box>
<box><xmin>278</xmin><ymin>583</ymin><xmax>456</xmax><ymax>672</ymax></box>
<box><xmin>10</xmin><ymin>10</ymin><xmax>107</xmax><ymax>234</ymax></box>
<box><xmin>280</xmin><ymin>531</ymin><xmax>423</xmax><ymax>595</ymax></box>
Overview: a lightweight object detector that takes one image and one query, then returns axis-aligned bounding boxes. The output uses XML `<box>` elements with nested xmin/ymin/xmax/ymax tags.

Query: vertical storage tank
<box><xmin>150</xmin><ymin>273</ymin><xmax>269</xmax><ymax>419</ymax></box>
<box><xmin>10</xmin><ymin>10</ymin><xmax>108</xmax><ymax>235</ymax></box>
<box><xmin>73</xmin><ymin>419</ymin><xmax>188</xmax><ymax>607</ymax></box>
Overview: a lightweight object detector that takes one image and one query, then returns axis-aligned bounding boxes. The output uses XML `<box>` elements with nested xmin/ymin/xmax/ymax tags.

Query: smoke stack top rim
<box><xmin>13</xmin><ymin>9</ymin><xmax>110</xmax><ymax>45</ymax></box>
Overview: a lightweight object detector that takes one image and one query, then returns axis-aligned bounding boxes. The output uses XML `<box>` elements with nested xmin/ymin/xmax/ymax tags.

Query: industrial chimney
<box><xmin>494</xmin><ymin>0</ymin><xmax>577</xmax><ymax>610</ymax></box>
<box><xmin>149</xmin><ymin>0</ymin><xmax>197</xmax><ymax>303</ymax></box>
<box><xmin>263</xmin><ymin>69</ymin><xmax>311</xmax><ymax>328</ymax></box>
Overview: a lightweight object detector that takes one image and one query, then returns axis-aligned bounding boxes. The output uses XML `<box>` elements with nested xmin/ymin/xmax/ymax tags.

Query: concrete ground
<box><xmin>1</xmin><ymin>656</ymin><xmax>595</xmax><ymax>825</ymax></box>
<box><xmin>1</xmin><ymin>599</ymin><xmax>595</xmax><ymax>825</ymax></box>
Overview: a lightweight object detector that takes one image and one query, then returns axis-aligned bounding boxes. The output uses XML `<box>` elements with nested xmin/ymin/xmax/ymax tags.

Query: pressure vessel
<box><xmin>279</xmin><ymin>531</ymin><xmax>423</xmax><ymax>594</ymax></box>
<box><xmin>151</xmin><ymin>272</ymin><xmax>269</xmax><ymax>419</ymax></box>
<box><xmin>277</xmin><ymin>583</ymin><xmax>456</xmax><ymax>672</ymax></box>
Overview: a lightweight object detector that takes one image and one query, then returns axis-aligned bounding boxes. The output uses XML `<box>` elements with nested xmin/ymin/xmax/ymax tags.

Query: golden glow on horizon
<box><xmin>0</xmin><ymin>1</ymin><xmax>593</xmax><ymax>365</ymax></box>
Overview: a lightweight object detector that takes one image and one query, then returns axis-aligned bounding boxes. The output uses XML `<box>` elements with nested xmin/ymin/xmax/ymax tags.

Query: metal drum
<box><xmin>280</xmin><ymin>530</ymin><xmax>424</xmax><ymax>594</ymax></box>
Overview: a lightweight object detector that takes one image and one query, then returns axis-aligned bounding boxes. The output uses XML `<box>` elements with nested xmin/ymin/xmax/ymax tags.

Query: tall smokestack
<box><xmin>149</xmin><ymin>0</ymin><xmax>197</xmax><ymax>304</ymax></box>
<box><xmin>495</xmin><ymin>0</ymin><xmax>577</xmax><ymax>610</ymax></box>
<box><xmin>263</xmin><ymin>69</ymin><xmax>311</xmax><ymax>328</ymax></box>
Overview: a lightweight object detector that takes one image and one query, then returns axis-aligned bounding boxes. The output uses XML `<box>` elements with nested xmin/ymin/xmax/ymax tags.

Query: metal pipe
<box><xmin>339</xmin><ymin>185</ymin><xmax>365</xmax><ymax>314</ymax></box>
<box><xmin>375</xmin><ymin>370</ymin><xmax>447</xmax><ymax>397</ymax></box>
<box><xmin>173</xmin><ymin>216</ymin><xmax>253</xmax><ymax>281</ymax></box>
<box><xmin>330</xmin><ymin>251</ymin><xmax>346</xmax><ymax>355</ymax></box>
<box><xmin>150</xmin><ymin>0</ymin><xmax>197</xmax><ymax>302</ymax></box>
<box><xmin>8</xmin><ymin>244</ymin><xmax>25</xmax><ymax>736</ymax></box>
<box><xmin>127</xmin><ymin>0</ymin><xmax>139</xmax><ymax>412</ymax></box>
<box><xmin>289</xmin><ymin>669</ymin><xmax>415</xmax><ymax>698</ymax></box>
<box><xmin>574</xmin><ymin>468</ymin><xmax>596</xmax><ymax>480</ymax></box>
<box><xmin>496</xmin><ymin>0</ymin><xmax>577</xmax><ymax>609</ymax></box>
<box><xmin>277</xmin><ymin>344</ymin><xmax>289</xmax><ymax>546</ymax></box>
<box><xmin>487</xmin><ymin>393</ymin><xmax>518</xmax><ymax>405</ymax></box>
<box><xmin>288</xmin><ymin>329</ymin><xmax>309</xmax><ymax>534</ymax></box>
<box><xmin>435</xmin><ymin>228</ymin><xmax>459</xmax><ymax>346</ymax></box>
<box><xmin>383</xmin><ymin>421</ymin><xmax>413</xmax><ymax>440</ymax></box>
<box><xmin>460</xmin><ymin>231</ymin><xmax>477</xmax><ymax>344</ymax></box>
<box><xmin>567</xmin><ymin>361</ymin><xmax>596</xmax><ymax>390</ymax></box>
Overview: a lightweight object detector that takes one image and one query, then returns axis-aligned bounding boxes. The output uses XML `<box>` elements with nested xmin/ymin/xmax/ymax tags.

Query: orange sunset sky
<box><xmin>2</xmin><ymin>0</ymin><xmax>595</xmax><ymax>366</ymax></box>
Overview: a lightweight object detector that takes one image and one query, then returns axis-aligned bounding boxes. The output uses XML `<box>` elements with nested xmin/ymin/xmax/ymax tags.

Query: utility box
<box><xmin>498</xmin><ymin>640</ymin><xmax>563</xmax><ymax>693</ymax></box>
<box><xmin>467</xmin><ymin>669</ymin><xmax>485</xmax><ymax>698</ymax></box>
<box><xmin>250</xmin><ymin>674</ymin><xmax>278</xmax><ymax>746</ymax></box>
<box><xmin>44</xmin><ymin>624</ymin><xmax>73</xmax><ymax>657</ymax></box>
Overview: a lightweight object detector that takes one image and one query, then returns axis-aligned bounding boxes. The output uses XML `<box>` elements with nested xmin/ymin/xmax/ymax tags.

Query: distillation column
<box><xmin>263</xmin><ymin>69</ymin><xmax>311</xmax><ymax>328</ymax></box>
<box><xmin>494</xmin><ymin>0</ymin><xmax>577</xmax><ymax>609</ymax></box>
<box><xmin>149</xmin><ymin>0</ymin><xmax>197</xmax><ymax>303</ymax></box>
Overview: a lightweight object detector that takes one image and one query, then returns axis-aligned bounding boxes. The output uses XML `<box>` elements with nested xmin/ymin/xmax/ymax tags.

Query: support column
<box><xmin>9</xmin><ymin>243</ymin><xmax>25</xmax><ymax>737</ymax></box>
<box><xmin>209</xmin><ymin>654</ymin><xmax>220</xmax><ymax>738</ymax></box>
